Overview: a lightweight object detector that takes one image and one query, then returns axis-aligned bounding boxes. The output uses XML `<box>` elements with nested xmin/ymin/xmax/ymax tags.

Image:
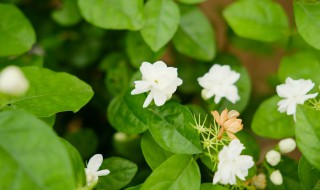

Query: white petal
<box><xmin>143</xmin><ymin>92</ymin><xmax>154</xmax><ymax>108</ymax></box>
<box><xmin>225</xmin><ymin>85</ymin><xmax>240</xmax><ymax>104</ymax></box>
<box><xmin>212</xmin><ymin>172</ymin><xmax>221</xmax><ymax>184</ymax></box>
<box><xmin>277</xmin><ymin>99</ymin><xmax>290</xmax><ymax>113</ymax></box>
<box><xmin>214</xmin><ymin>95</ymin><xmax>222</xmax><ymax>104</ymax></box>
<box><xmin>87</xmin><ymin>154</ymin><xmax>103</xmax><ymax>172</ymax></box>
<box><xmin>153</xmin><ymin>91</ymin><xmax>167</xmax><ymax>106</ymax></box>
<box><xmin>96</xmin><ymin>169</ymin><xmax>110</xmax><ymax>176</ymax></box>
<box><xmin>286</xmin><ymin>102</ymin><xmax>296</xmax><ymax>115</ymax></box>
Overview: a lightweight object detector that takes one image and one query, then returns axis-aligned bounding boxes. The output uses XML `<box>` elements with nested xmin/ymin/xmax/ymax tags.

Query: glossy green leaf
<box><xmin>125</xmin><ymin>32</ymin><xmax>165</xmax><ymax>68</ymax></box>
<box><xmin>105</xmin><ymin>60</ymin><xmax>134</xmax><ymax>96</ymax></box>
<box><xmin>38</xmin><ymin>114</ymin><xmax>56</xmax><ymax>127</ymax></box>
<box><xmin>1</xmin><ymin>66</ymin><xmax>93</xmax><ymax>117</ymax></box>
<box><xmin>112</xmin><ymin>133</ymin><xmax>144</xmax><ymax>163</ymax></box>
<box><xmin>200</xmin><ymin>183</ymin><xmax>228</xmax><ymax>190</ymax></box>
<box><xmin>141</xmin><ymin>154</ymin><xmax>201</xmax><ymax>190</ymax></box>
<box><xmin>108</xmin><ymin>90</ymin><xmax>151</xmax><ymax>134</ymax></box>
<box><xmin>78</xmin><ymin>0</ymin><xmax>144</xmax><ymax>30</ymax></box>
<box><xmin>61</xmin><ymin>139</ymin><xmax>86</xmax><ymax>188</ymax></box>
<box><xmin>0</xmin><ymin>3</ymin><xmax>36</xmax><ymax>56</ymax></box>
<box><xmin>140</xmin><ymin>0</ymin><xmax>180</xmax><ymax>51</ymax></box>
<box><xmin>65</xmin><ymin>128</ymin><xmax>98</xmax><ymax>160</ymax></box>
<box><xmin>237</xmin><ymin>131</ymin><xmax>260</xmax><ymax>162</ymax></box>
<box><xmin>294</xmin><ymin>1</ymin><xmax>320</xmax><ymax>50</ymax></box>
<box><xmin>96</xmin><ymin>157</ymin><xmax>138</xmax><ymax>190</ymax></box>
<box><xmin>207</xmin><ymin>55</ymin><xmax>251</xmax><ymax>113</ymax></box>
<box><xmin>295</xmin><ymin>105</ymin><xmax>320</xmax><ymax>170</ymax></box>
<box><xmin>173</xmin><ymin>5</ymin><xmax>215</xmax><ymax>61</ymax></box>
<box><xmin>51</xmin><ymin>0</ymin><xmax>82</xmax><ymax>26</ymax></box>
<box><xmin>0</xmin><ymin>110</ymin><xmax>75</xmax><ymax>189</ymax></box>
<box><xmin>148</xmin><ymin>102</ymin><xmax>202</xmax><ymax>154</ymax></box>
<box><xmin>251</xmin><ymin>96</ymin><xmax>295</xmax><ymax>139</ymax></box>
<box><xmin>278</xmin><ymin>52</ymin><xmax>320</xmax><ymax>84</ymax></box>
<box><xmin>177</xmin><ymin>0</ymin><xmax>206</xmax><ymax>4</ymax></box>
<box><xmin>223</xmin><ymin>0</ymin><xmax>289</xmax><ymax>42</ymax></box>
<box><xmin>126</xmin><ymin>184</ymin><xmax>142</xmax><ymax>190</ymax></box>
<box><xmin>141</xmin><ymin>131</ymin><xmax>173</xmax><ymax>170</ymax></box>
<box><xmin>299</xmin><ymin>156</ymin><xmax>320</xmax><ymax>190</ymax></box>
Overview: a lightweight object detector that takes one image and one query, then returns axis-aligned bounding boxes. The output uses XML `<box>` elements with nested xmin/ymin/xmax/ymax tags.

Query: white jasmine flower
<box><xmin>85</xmin><ymin>154</ymin><xmax>110</xmax><ymax>186</ymax></box>
<box><xmin>265</xmin><ymin>150</ymin><xmax>281</xmax><ymax>166</ymax></box>
<box><xmin>213</xmin><ymin>139</ymin><xmax>254</xmax><ymax>185</ymax></box>
<box><xmin>198</xmin><ymin>64</ymin><xmax>240</xmax><ymax>104</ymax></box>
<box><xmin>276</xmin><ymin>77</ymin><xmax>318</xmax><ymax>120</ymax></box>
<box><xmin>278</xmin><ymin>138</ymin><xmax>296</xmax><ymax>154</ymax></box>
<box><xmin>270</xmin><ymin>170</ymin><xmax>283</xmax><ymax>185</ymax></box>
<box><xmin>131</xmin><ymin>61</ymin><xmax>182</xmax><ymax>108</ymax></box>
<box><xmin>0</xmin><ymin>65</ymin><xmax>29</xmax><ymax>96</ymax></box>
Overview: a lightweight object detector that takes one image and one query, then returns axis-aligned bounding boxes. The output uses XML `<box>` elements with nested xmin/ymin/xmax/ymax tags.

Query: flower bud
<box><xmin>266</xmin><ymin>150</ymin><xmax>281</xmax><ymax>166</ymax></box>
<box><xmin>279</xmin><ymin>138</ymin><xmax>296</xmax><ymax>154</ymax></box>
<box><xmin>252</xmin><ymin>173</ymin><xmax>267</xmax><ymax>189</ymax></box>
<box><xmin>270</xmin><ymin>170</ymin><xmax>283</xmax><ymax>185</ymax></box>
<box><xmin>0</xmin><ymin>66</ymin><xmax>29</xmax><ymax>96</ymax></box>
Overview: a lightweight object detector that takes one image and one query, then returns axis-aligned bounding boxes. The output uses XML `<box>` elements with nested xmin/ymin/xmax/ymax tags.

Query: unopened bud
<box><xmin>279</xmin><ymin>138</ymin><xmax>296</xmax><ymax>154</ymax></box>
<box><xmin>270</xmin><ymin>170</ymin><xmax>283</xmax><ymax>185</ymax></box>
<box><xmin>266</xmin><ymin>150</ymin><xmax>281</xmax><ymax>166</ymax></box>
<box><xmin>0</xmin><ymin>66</ymin><xmax>29</xmax><ymax>96</ymax></box>
<box><xmin>252</xmin><ymin>173</ymin><xmax>267</xmax><ymax>189</ymax></box>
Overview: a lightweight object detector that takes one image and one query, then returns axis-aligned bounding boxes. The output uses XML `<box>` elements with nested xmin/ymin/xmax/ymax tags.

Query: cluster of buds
<box><xmin>264</xmin><ymin>138</ymin><xmax>296</xmax><ymax>186</ymax></box>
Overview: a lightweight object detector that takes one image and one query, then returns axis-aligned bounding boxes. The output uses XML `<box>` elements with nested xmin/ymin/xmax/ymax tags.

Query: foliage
<box><xmin>0</xmin><ymin>0</ymin><xmax>320</xmax><ymax>189</ymax></box>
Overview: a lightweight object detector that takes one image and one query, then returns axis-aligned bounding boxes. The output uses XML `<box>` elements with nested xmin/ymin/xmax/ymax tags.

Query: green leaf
<box><xmin>78</xmin><ymin>0</ymin><xmax>144</xmax><ymax>30</ymax></box>
<box><xmin>2</xmin><ymin>66</ymin><xmax>93</xmax><ymax>117</ymax></box>
<box><xmin>96</xmin><ymin>157</ymin><xmax>138</xmax><ymax>190</ymax></box>
<box><xmin>141</xmin><ymin>131</ymin><xmax>173</xmax><ymax>170</ymax></box>
<box><xmin>200</xmin><ymin>183</ymin><xmax>228</xmax><ymax>190</ymax></box>
<box><xmin>207</xmin><ymin>55</ymin><xmax>251</xmax><ymax>113</ymax></box>
<box><xmin>51</xmin><ymin>0</ymin><xmax>82</xmax><ymax>26</ymax></box>
<box><xmin>278</xmin><ymin>52</ymin><xmax>320</xmax><ymax>85</ymax></box>
<box><xmin>141</xmin><ymin>154</ymin><xmax>201</xmax><ymax>190</ymax></box>
<box><xmin>173</xmin><ymin>5</ymin><xmax>215</xmax><ymax>61</ymax></box>
<box><xmin>107</xmin><ymin>90</ymin><xmax>151</xmax><ymax>134</ymax></box>
<box><xmin>105</xmin><ymin>60</ymin><xmax>134</xmax><ymax>96</ymax></box>
<box><xmin>237</xmin><ymin>131</ymin><xmax>260</xmax><ymax>162</ymax></box>
<box><xmin>125</xmin><ymin>32</ymin><xmax>165</xmax><ymax>68</ymax></box>
<box><xmin>126</xmin><ymin>184</ymin><xmax>142</xmax><ymax>190</ymax></box>
<box><xmin>38</xmin><ymin>114</ymin><xmax>56</xmax><ymax>127</ymax></box>
<box><xmin>140</xmin><ymin>0</ymin><xmax>180</xmax><ymax>51</ymax></box>
<box><xmin>65</xmin><ymin>128</ymin><xmax>98</xmax><ymax>160</ymax></box>
<box><xmin>0</xmin><ymin>3</ymin><xmax>36</xmax><ymax>56</ymax></box>
<box><xmin>294</xmin><ymin>1</ymin><xmax>320</xmax><ymax>50</ymax></box>
<box><xmin>299</xmin><ymin>156</ymin><xmax>320</xmax><ymax>190</ymax></box>
<box><xmin>295</xmin><ymin>105</ymin><xmax>320</xmax><ymax>171</ymax></box>
<box><xmin>223</xmin><ymin>0</ymin><xmax>289</xmax><ymax>42</ymax></box>
<box><xmin>148</xmin><ymin>102</ymin><xmax>202</xmax><ymax>154</ymax></box>
<box><xmin>112</xmin><ymin>133</ymin><xmax>144</xmax><ymax>163</ymax></box>
<box><xmin>0</xmin><ymin>110</ymin><xmax>75</xmax><ymax>189</ymax></box>
<box><xmin>177</xmin><ymin>0</ymin><xmax>206</xmax><ymax>4</ymax></box>
<box><xmin>61</xmin><ymin>139</ymin><xmax>86</xmax><ymax>188</ymax></box>
<box><xmin>251</xmin><ymin>96</ymin><xmax>295</xmax><ymax>139</ymax></box>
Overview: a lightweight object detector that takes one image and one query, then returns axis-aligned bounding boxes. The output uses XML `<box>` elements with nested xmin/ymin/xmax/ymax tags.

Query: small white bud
<box><xmin>266</xmin><ymin>150</ymin><xmax>281</xmax><ymax>166</ymax></box>
<box><xmin>279</xmin><ymin>138</ymin><xmax>296</xmax><ymax>154</ymax></box>
<box><xmin>270</xmin><ymin>170</ymin><xmax>283</xmax><ymax>185</ymax></box>
<box><xmin>0</xmin><ymin>66</ymin><xmax>29</xmax><ymax>96</ymax></box>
